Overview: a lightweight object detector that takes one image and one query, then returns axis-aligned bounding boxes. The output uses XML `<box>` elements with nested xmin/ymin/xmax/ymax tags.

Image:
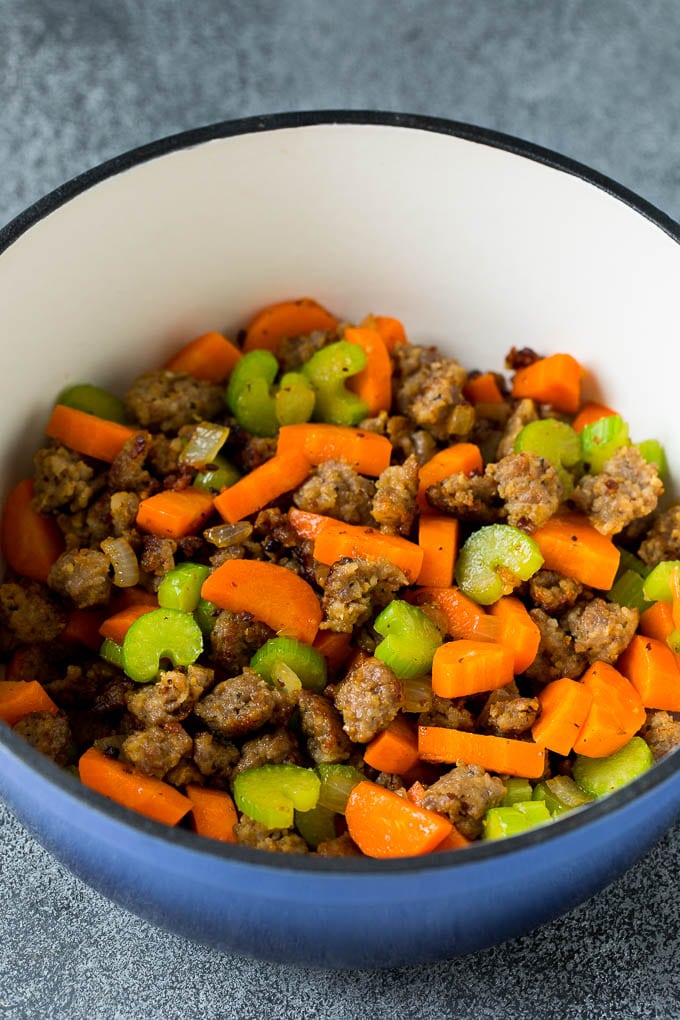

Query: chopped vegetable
<box><xmin>0</xmin><ymin>680</ymin><xmax>59</xmax><ymax>726</ymax></box>
<box><xmin>617</xmin><ymin>633</ymin><xmax>680</xmax><ymax>711</ymax></box>
<box><xmin>361</xmin><ymin>313</ymin><xmax>408</xmax><ymax>352</ymax></box>
<box><xmin>431</xmin><ymin>640</ymin><xmax>514</xmax><ymax>698</ymax></box>
<box><xmin>482</xmin><ymin>800</ymin><xmax>551</xmax><ymax>840</ymax></box>
<box><xmin>531</xmin><ymin>676</ymin><xmax>593</xmax><ymax>756</ymax></box>
<box><xmin>636</xmin><ymin>439</ymin><xmax>667</xmax><ymax>476</ymax></box>
<box><xmin>213</xmin><ymin>450</ymin><xmax>311</xmax><ymax>524</ymax></box>
<box><xmin>510</xmin><ymin>352</ymin><xmax>583</xmax><ymax>414</ymax></box>
<box><xmin>416</xmin><ymin>515</ymin><xmax>459</xmax><ymax>588</ymax></box>
<box><xmin>454</xmin><ymin>523</ymin><xmax>544</xmax><ymax>605</ymax></box>
<box><xmin>487</xmin><ymin>596</ymin><xmax>541</xmax><ymax>674</ymax></box>
<box><xmin>274</xmin><ymin>371</ymin><xmax>316</xmax><ymax>426</ymax></box>
<box><xmin>571</xmin><ymin>402</ymin><xmax>617</xmax><ymax>433</ymax></box>
<box><xmin>165</xmin><ymin>330</ymin><xmax>241</xmax><ymax>382</ymax></box>
<box><xmin>418</xmin><ymin>726</ymin><xmax>545</xmax><ymax>778</ymax></box>
<box><xmin>45</xmin><ymin>404</ymin><xmax>139</xmax><ymax>462</ymax></box>
<box><xmin>641</xmin><ymin>560</ymin><xmax>680</xmax><ymax>603</ymax></box>
<box><xmin>301</xmin><ymin>340</ymin><xmax>369</xmax><ymax>425</ymax></box>
<box><xmin>294</xmin><ymin>804</ymin><xmax>337</xmax><ymax>848</ymax></box>
<box><xmin>572</xmin><ymin>736</ymin><xmax>653</xmax><ymax>798</ymax></box>
<box><xmin>201</xmin><ymin>559</ymin><xmax>322</xmax><ymax>645</ymax></box>
<box><xmin>192</xmin><ymin>454</ymin><xmax>241</xmax><ymax>494</ymax></box>
<box><xmin>408</xmin><ymin>586</ymin><xmax>500</xmax><ymax>642</ymax></box>
<box><xmin>98</xmin><ymin>603</ymin><xmax>157</xmax><ymax>645</ymax></box>
<box><xmin>345</xmin><ymin>325</ymin><xmax>392</xmax><ymax>415</ymax></box>
<box><xmin>136</xmin><ymin>489</ymin><xmax>215</xmax><ymax>539</ymax></box>
<box><xmin>501</xmin><ymin>778</ymin><xmax>533</xmax><ymax>806</ymax></box>
<box><xmin>363</xmin><ymin>714</ymin><xmax>420</xmax><ymax>774</ymax></box>
<box><xmin>417</xmin><ymin>442</ymin><xmax>483</xmax><ymax>512</ymax></box>
<box><xmin>178</xmin><ymin>421</ymin><xmax>230</xmax><ymax>468</ymax></box>
<box><xmin>532</xmin><ymin>776</ymin><xmax>593</xmax><ymax>815</ymax></box>
<box><xmin>79</xmin><ymin>746</ymin><xmax>192</xmax><ymax>826</ymax></box>
<box><xmin>250</xmin><ymin>636</ymin><xmax>328</xmax><ymax>693</ymax></box>
<box><xmin>532</xmin><ymin>512</ymin><xmax>620</xmax><ymax>590</ymax></box>
<box><xmin>373</xmin><ymin>600</ymin><xmax>443</xmax><ymax>679</ymax></box>
<box><xmin>157</xmin><ymin>562</ymin><xmax>211</xmax><ymax>613</ymax></box>
<box><xmin>572</xmin><ymin>662</ymin><xmax>646</xmax><ymax>758</ymax></box>
<box><xmin>277</xmin><ymin>423</ymin><xmax>392</xmax><ymax>476</ymax></box>
<box><xmin>580</xmin><ymin>414</ymin><xmax>629</xmax><ymax>473</ymax></box>
<box><xmin>0</xmin><ymin>479</ymin><xmax>64</xmax><ymax>583</ymax></box>
<box><xmin>313</xmin><ymin>522</ymin><xmax>424</xmax><ymax>584</ymax></box>
<box><xmin>463</xmin><ymin>371</ymin><xmax>504</xmax><ymax>404</ymax></box>
<box><xmin>607</xmin><ymin>569</ymin><xmax>652</xmax><ymax>613</ymax></box>
<box><xmin>225</xmin><ymin>349</ymin><xmax>280</xmax><ymax>437</ymax></box>
<box><xmin>316</xmin><ymin>763</ymin><xmax>364</xmax><ymax>813</ymax></box>
<box><xmin>121</xmin><ymin>607</ymin><xmax>203</xmax><ymax>683</ymax></box>
<box><xmin>514</xmin><ymin>418</ymin><xmax>581</xmax><ymax>494</ymax></box>
<box><xmin>242</xmin><ymin>297</ymin><xmax>338</xmax><ymax>353</ymax></box>
<box><xmin>57</xmin><ymin>383</ymin><xmax>128</xmax><ymax>423</ymax></box>
<box><xmin>233</xmin><ymin>763</ymin><xmax>320</xmax><ymax>829</ymax></box>
<box><xmin>345</xmin><ymin>780</ymin><xmax>453</xmax><ymax>858</ymax></box>
<box><xmin>186</xmin><ymin>784</ymin><xmax>238</xmax><ymax>842</ymax></box>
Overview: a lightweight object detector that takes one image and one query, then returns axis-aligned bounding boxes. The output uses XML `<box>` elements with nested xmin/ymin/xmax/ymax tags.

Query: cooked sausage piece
<box><xmin>47</xmin><ymin>548</ymin><xmax>112</xmax><ymax>608</ymax></box>
<box><xmin>297</xmin><ymin>689</ymin><xmax>352</xmax><ymax>764</ymax></box>
<box><xmin>194</xmin><ymin>668</ymin><xmax>296</xmax><ymax>739</ymax></box>
<box><xmin>331</xmin><ymin>656</ymin><xmax>403</xmax><ymax>743</ymax></box>
<box><xmin>209</xmin><ymin>610</ymin><xmax>274</xmax><ymax>677</ymax></box>
<box><xmin>641</xmin><ymin>711</ymin><xmax>680</xmax><ymax>760</ymax></box>
<box><xmin>121</xmin><ymin>722</ymin><xmax>193</xmax><ymax>778</ymax></box>
<box><xmin>572</xmin><ymin>446</ymin><xmax>663</xmax><ymax>536</ymax></box>
<box><xmin>371</xmin><ymin>455</ymin><xmax>419</xmax><ymax>536</ymax></box>
<box><xmin>563</xmin><ymin>598</ymin><xmax>639</xmax><ymax>665</ymax></box>
<box><xmin>523</xmin><ymin>608</ymin><xmax>587</xmax><ymax>683</ymax></box>
<box><xmin>193</xmin><ymin>731</ymin><xmax>240</xmax><ymax>780</ymax></box>
<box><xmin>126</xmin><ymin>665</ymin><xmax>214</xmax><ymax>726</ymax></box>
<box><xmin>421</xmin><ymin>764</ymin><xmax>506</xmax><ymax>839</ymax></box>
<box><xmin>13</xmin><ymin>711</ymin><xmax>73</xmax><ymax>766</ymax></box>
<box><xmin>233</xmin><ymin>817</ymin><xmax>309</xmax><ymax>853</ymax></box>
<box><xmin>125</xmin><ymin>370</ymin><xmax>223</xmax><ymax>434</ymax></box>
<box><xmin>0</xmin><ymin>581</ymin><xmax>66</xmax><ymax>649</ymax></box>
<box><xmin>320</xmin><ymin>557</ymin><xmax>406</xmax><ymax>633</ymax></box>
<box><xmin>232</xmin><ymin>727</ymin><xmax>302</xmax><ymax>776</ymax></box>
<box><xmin>479</xmin><ymin>683</ymin><xmax>539</xmax><ymax>736</ymax></box>
<box><xmin>528</xmin><ymin>570</ymin><xmax>585</xmax><ymax>615</ymax></box>
<box><xmin>293</xmin><ymin>459</ymin><xmax>375</xmax><ymax>525</ymax></box>
<box><xmin>33</xmin><ymin>444</ymin><xmax>104</xmax><ymax>513</ymax></box>
<box><xmin>487</xmin><ymin>451</ymin><xmax>562</xmax><ymax>530</ymax></box>
<box><xmin>425</xmin><ymin>472</ymin><xmax>500</xmax><ymax>522</ymax></box>
<box><xmin>638</xmin><ymin>504</ymin><xmax>680</xmax><ymax>566</ymax></box>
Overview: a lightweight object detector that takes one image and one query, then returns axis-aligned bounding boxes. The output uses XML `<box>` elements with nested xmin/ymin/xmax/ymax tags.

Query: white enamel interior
<box><xmin>1</xmin><ymin>121</ymin><xmax>678</xmax><ymax>509</ymax></box>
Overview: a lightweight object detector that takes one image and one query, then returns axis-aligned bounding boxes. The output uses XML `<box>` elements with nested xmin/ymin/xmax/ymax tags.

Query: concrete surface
<box><xmin>2</xmin><ymin>1</ymin><xmax>680</xmax><ymax>1016</ymax></box>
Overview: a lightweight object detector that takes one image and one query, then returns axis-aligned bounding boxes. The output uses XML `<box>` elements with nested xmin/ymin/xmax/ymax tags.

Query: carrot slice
<box><xmin>62</xmin><ymin>608</ymin><xmax>108</xmax><ymax>650</ymax></box>
<box><xmin>418</xmin><ymin>726</ymin><xmax>546</xmax><ymax>779</ymax></box>
<box><xmin>276</xmin><ymin>423</ymin><xmax>392</xmax><ymax>476</ymax></box>
<box><xmin>571</xmin><ymin>402</ymin><xmax>618</xmax><ymax>433</ymax></box>
<box><xmin>363</xmin><ymin>714</ymin><xmax>420</xmax><ymax>774</ymax></box>
<box><xmin>312</xmin><ymin>629</ymin><xmax>352</xmax><ymax>672</ymax></box>
<box><xmin>45</xmin><ymin>404</ymin><xmax>139</xmax><ymax>463</ymax></box>
<box><xmin>345</xmin><ymin>325</ymin><xmax>392</xmax><ymax>415</ymax></box>
<box><xmin>99</xmin><ymin>603</ymin><xmax>157</xmax><ymax>645</ymax></box>
<box><xmin>617</xmin><ymin>634</ymin><xmax>680</xmax><ymax>712</ymax></box>
<box><xmin>186</xmin><ymin>784</ymin><xmax>238</xmax><ymax>842</ymax></box>
<box><xmin>288</xmin><ymin>507</ymin><xmax>335</xmax><ymax>541</ymax></box>
<box><xmin>488</xmin><ymin>596</ymin><xmax>541</xmax><ymax>674</ymax></box>
<box><xmin>361</xmin><ymin>314</ymin><xmax>408</xmax><ymax>352</ymax></box>
<box><xmin>136</xmin><ymin>488</ymin><xmax>215</xmax><ymax>539</ymax></box>
<box><xmin>416</xmin><ymin>515</ymin><xmax>459</xmax><ymax>588</ymax></box>
<box><xmin>532</xmin><ymin>512</ymin><xmax>620</xmax><ymax>590</ymax></box>
<box><xmin>213</xmin><ymin>450</ymin><xmax>311</xmax><ymax>524</ymax></box>
<box><xmin>0</xmin><ymin>680</ymin><xmax>59</xmax><ymax>726</ymax></box>
<box><xmin>511</xmin><ymin>353</ymin><xmax>584</xmax><ymax>414</ymax></box>
<box><xmin>1</xmin><ymin>479</ymin><xmax>64</xmax><ymax>583</ymax></box>
<box><xmin>431</xmin><ymin>640</ymin><xmax>514</xmax><ymax>698</ymax></box>
<box><xmin>463</xmin><ymin>372</ymin><xmax>504</xmax><ymax>404</ymax></box>
<box><xmin>165</xmin><ymin>331</ymin><xmax>242</xmax><ymax>382</ymax></box>
<box><xmin>407</xmin><ymin>586</ymin><xmax>501</xmax><ymax>642</ymax></box>
<box><xmin>79</xmin><ymin>747</ymin><xmax>192</xmax><ymax>826</ymax></box>
<box><xmin>531</xmin><ymin>676</ymin><xmax>593</xmax><ymax>755</ymax></box>
<box><xmin>313</xmin><ymin>523</ymin><xmax>424</xmax><ymax>584</ymax></box>
<box><xmin>417</xmin><ymin>443</ymin><xmax>483</xmax><ymax>513</ymax></box>
<box><xmin>345</xmin><ymin>780</ymin><xmax>453</xmax><ymax>858</ymax></box>
<box><xmin>201</xmin><ymin>559</ymin><xmax>322</xmax><ymax>644</ymax></box>
<box><xmin>243</xmin><ymin>298</ymin><xmax>339</xmax><ymax>353</ymax></box>
<box><xmin>572</xmin><ymin>661</ymin><xmax>646</xmax><ymax>758</ymax></box>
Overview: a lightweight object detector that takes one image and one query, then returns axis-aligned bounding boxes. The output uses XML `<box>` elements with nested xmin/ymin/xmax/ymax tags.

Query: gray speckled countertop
<box><xmin>3</xmin><ymin>2</ymin><xmax>680</xmax><ymax>1016</ymax></box>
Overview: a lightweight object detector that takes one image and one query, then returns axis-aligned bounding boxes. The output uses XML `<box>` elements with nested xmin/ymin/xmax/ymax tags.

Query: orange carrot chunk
<box><xmin>431</xmin><ymin>640</ymin><xmax>514</xmax><ymax>698</ymax></box>
<box><xmin>532</xmin><ymin>512</ymin><xmax>620</xmax><ymax>590</ymax></box>
<box><xmin>0</xmin><ymin>680</ymin><xmax>59</xmax><ymax>726</ymax></box>
<box><xmin>99</xmin><ymin>604</ymin><xmax>157</xmax><ymax>645</ymax></box>
<box><xmin>312</xmin><ymin>629</ymin><xmax>352</xmax><ymax>672</ymax></box>
<box><xmin>62</xmin><ymin>608</ymin><xmax>108</xmax><ymax>650</ymax></box>
<box><xmin>363</xmin><ymin>714</ymin><xmax>420</xmax><ymax>774</ymax></box>
<box><xmin>186</xmin><ymin>784</ymin><xmax>238</xmax><ymax>842</ymax></box>
<box><xmin>213</xmin><ymin>450</ymin><xmax>311</xmax><ymax>524</ymax></box>
<box><xmin>417</xmin><ymin>443</ymin><xmax>483</xmax><ymax>513</ymax></box>
<box><xmin>463</xmin><ymin>372</ymin><xmax>504</xmax><ymax>404</ymax></box>
<box><xmin>165</xmin><ymin>331</ymin><xmax>242</xmax><ymax>382</ymax></box>
<box><xmin>511</xmin><ymin>353</ymin><xmax>584</xmax><ymax>414</ymax></box>
<box><xmin>46</xmin><ymin>404</ymin><xmax>139</xmax><ymax>463</ymax></box>
<box><xmin>407</xmin><ymin>586</ymin><xmax>501</xmax><ymax>642</ymax></box>
<box><xmin>361</xmin><ymin>313</ymin><xmax>408</xmax><ymax>352</ymax></box>
<box><xmin>418</xmin><ymin>726</ymin><xmax>546</xmax><ymax>779</ymax></box>
<box><xmin>345</xmin><ymin>780</ymin><xmax>453</xmax><ymax>858</ymax></box>
<box><xmin>243</xmin><ymin>297</ymin><xmax>339</xmax><ymax>353</ymax></box>
<box><xmin>276</xmin><ymin>423</ymin><xmax>392</xmax><ymax>476</ymax></box>
<box><xmin>1</xmin><ymin>479</ymin><xmax>64</xmax><ymax>583</ymax></box>
<box><xmin>531</xmin><ymin>676</ymin><xmax>593</xmax><ymax>755</ymax></box>
<box><xmin>571</xmin><ymin>402</ymin><xmax>618</xmax><ymax>433</ymax></box>
<box><xmin>345</xmin><ymin>325</ymin><xmax>392</xmax><ymax>415</ymax></box>
<box><xmin>136</xmin><ymin>488</ymin><xmax>215</xmax><ymax>539</ymax></box>
<box><xmin>416</xmin><ymin>515</ymin><xmax>459</xmax><ymax>588</ymax></box>
<box><xmin>201</xmin><ymin>559</ymin><xmax>322</xmax><ymax>645</ymax></box>
<box><xmin>572</xmin><ymin>661</ymin><xmax>646</xmax><ymax>758</ymax></box>
<box><xmin>313</xmin><ymin>523</ymin><xmax>424</xmax><ymax>584</ymax></box>
<box><xmin>488</xmin><ymin>596</ymin><xmax>541</xmax><ymax>674</ymax></box>
<box><xmin>288</xmin><ymin>507</ymin><xmax>336</xmax><ymax>541</ymax></box>
<box><xmin>79</xmin><ymin>746</ymin><xmax>192</xmax><ymax>826</ymax></box>
<box><xmin>617</xmin><ymin>634</ymin><xmax>680</xmax><ymax>712</ymax></box>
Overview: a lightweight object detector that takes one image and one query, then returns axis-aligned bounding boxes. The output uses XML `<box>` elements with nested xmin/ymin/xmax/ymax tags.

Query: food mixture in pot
<box><xmin>2</xmin><ymin>297</ymin><xmax>679</xmax><ymax>858</ymax></box>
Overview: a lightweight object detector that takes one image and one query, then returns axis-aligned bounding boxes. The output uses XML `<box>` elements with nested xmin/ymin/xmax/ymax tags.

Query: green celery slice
<box><xmin>455</xmin><ymin>523</ymin><xmax>544</xmax><ymax>605</ymax></box>
<box><xmin>121</xmin><ymin>607</ymin><xmax>203</xmax><ymax>683</ymax></box>
<box><xmin>250</xmin><ymin>636</ymin><xmax>327</xmax><ymax>693</ymax></box>
<box><xmin>580</xmin><ymin>414</ymin><xmax>629</xmax><ymax>473</ymax></box>
<box><xmin>233</xmin><ymin>764</ymin><xmax>321</xmax><ymax>829</ymax></box>
<box><xmin>373</xmin><ymin>599</ymin><xmax>443</xmax><ymax>679</ymax></box>
<box><xmin>572</xmin><ymin>736</ymin><xmax>653</xmax><ymax>798</ymax></box>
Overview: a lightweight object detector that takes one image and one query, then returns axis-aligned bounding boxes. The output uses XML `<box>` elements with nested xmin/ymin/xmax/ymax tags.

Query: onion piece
<box><xmin>101</xmin><ymin>536</ymin><xmax>140</xmax><ymax>588</ymax></box>
<box><xmin>203</xmin><ymin>521</ymin><xmax>253</xmax><ymax>548</ymax></box>
<box><xmin>179</xmin><ymin>422</ymin><xmax>230</xmax><ymax>468</ymax></box>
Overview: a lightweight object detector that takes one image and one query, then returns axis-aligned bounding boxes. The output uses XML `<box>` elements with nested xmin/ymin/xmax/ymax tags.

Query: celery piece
<box><xmin>193</xmin><ymin>454</ymin><xmax>241</xmax><ymax>494</ymax></box>
<box><xmin>482</xmin><ymin>800</ymin><xmax>551</xmax><ymax>840</ymax></box>
<box><xmin>373</xmin><ymin>599</ymin><xmax>443</xmax><ymax>679</ymax></box>
<box><xmin>580</xmin><ymin>414</ymin><xmax>629</xmax><ymax>473</ymax></box>
<box><xmin>194</xmin><ymin>597</ymin><xmax>221</xmax><ymax>635</ymax></box>
<box><xmin>233</xmin><ymin>764</ymin><xmax>320</xmax><ymax>829</ymax></box>
<box><xmin>295</xmin><ymin>804</ymin><xmax>337</xmax><ymax>848</ymax></box>
<box><xmin>636</xmin><ymin>439</ymin><xmax>667</xmax><ymax>478</ymax></box>
<box><xmin>668</xmin><ymin>629</ymin><xmax>680</xmax><ymax>653</ymax></box>
<box><xmin>455</xmin><ymin>523</ymin><xmax>544</xmax><ymax>605</ymax></box>
<box><xmin>607</xmin><ymin>569</ymin><xmax>652</xmax><ymax>613</ymax></box>
<box><xmin>158</xmin><ymin>562</ymin><xmax>210</xmax><ymax>613</ymax></box>
<box><xmin>532</xmin><ymin>775</ymin><xmax>593</xmax><ymax>815</ymax></box>
<box><xmin>514</xmin><ymin>418</ymin><xmax>582</xmax><ymax>495</ymax></box>
<box><xmin>316</xmin><ymin>763</ymin><xmax>364</xmax><ymax>814</ymax></box>
<box><xmin>99</xmin><ymin>637</ymin><xmax>123</xmax><ymax>668</ymax></box>
<box><xmin>250</xmin><ymin>636</ymin><xmax>328</xmax><ymax>693</ymax></box>
<box><xmin>501</xmin><ymin>777</ymin><xmax>533</xmax><ymax>806</ymax></box>
<box><xmin>121</xmin><ymin>607</ymin><xmax>203</xmax><ymax>683</ymax></box>
<box><xmin>225</xmin><ymin>349</ymin><xmax>279</xmax><ymax>436</ymax></box>
<box><xmin>179</xmin><ymin>421</ymin><xmax>230</xmax><ymax>469</ymax></box>
<box><xmin>615</xmin><ymin>547</ymin><xmax>651</xmax><ymax>579</ymax></box>
<box><xmin>572</xmin><ymin>736</ymin><xmax>653</xmax><ymax>798</ymax></box>
<box><xmin>302</xmin><ymin>340</ymin><xmax>369</xmax><ymax>426</ymax></box>
<box><xmin>641</xmin><ymin>560</ymin><xmax>680</xmax><ymax>603</ymax></box>
<box><xmin>275</xmin><ymin>371</ymin><xmax>316</xmax><ymax>426</ymax></box>
<box><xmin>57</xmin><ymin>383</ymin><xmax>128</xmax><ymax>423</ymax></box>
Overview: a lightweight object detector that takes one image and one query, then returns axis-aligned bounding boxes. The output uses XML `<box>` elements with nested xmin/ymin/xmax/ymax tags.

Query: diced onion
<box><xmin>270</xmin><ymin>661</ymin><xmax>302</xmax><ymax>694</ymax></box>
<box><xmin>401</xmin><ymin>675</ymin><xmax>434</xmax><ymax>714</ymax></box>
<box><xmin>101</xmin><ymin>537</ymin><xmax>140</xmax><ymax>588</ymax></box>
<box><xmin>179</xmin><ymin>422</ymin><xmax>230</xmax><ymax>468</ymax></box>
<box><xmin>203</xmin><ymin>521</ymin><xmax>253</xmax><ymax>548</ymax></box>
